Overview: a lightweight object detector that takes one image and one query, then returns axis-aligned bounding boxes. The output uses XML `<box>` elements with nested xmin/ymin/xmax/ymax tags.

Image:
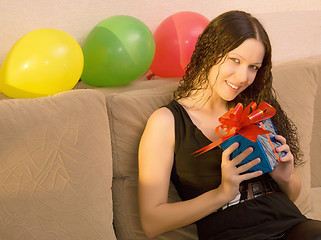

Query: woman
<box><xmin>138</xmin><ymin>10</ymin><xmax>321</xmax><ymax>240</ymax></box>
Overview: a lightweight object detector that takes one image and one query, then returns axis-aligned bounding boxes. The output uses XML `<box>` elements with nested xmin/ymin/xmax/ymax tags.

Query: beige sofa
<box><xmin>0</xmin><ymin>55</ymin><xmax>320</xmax><ymax>239</ymax></box>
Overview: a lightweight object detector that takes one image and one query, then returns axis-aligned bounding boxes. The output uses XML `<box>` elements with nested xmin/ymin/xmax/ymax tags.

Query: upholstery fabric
<box><xmin>272</xmin><ymin>58</ymin><xmax>319</xmax><ymax>214</ymax></box>
<box><xmin>306</xmin><ymin>188</ymin><xmax>321</xmax><ymax>221</ymax></box>
<box><xmin>310</xmin><ymin>57</ymin><xmax>321</xmax><ymax>188</ymax></box>
<box><xmin>0</xmin><ymin>90</ymin><xmax>116</xmax><ymax>240</ymax></box>
<box><xmin>106</xmin><ymin>84</ymin><xmax>198</xmax><ymax>240</ymax></box>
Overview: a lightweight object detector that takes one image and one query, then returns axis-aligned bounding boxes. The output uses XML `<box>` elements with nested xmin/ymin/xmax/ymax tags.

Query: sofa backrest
<box><xmin>0</xmin><ymin>90</ymin><xmax>117</xmax><ymax>239</ymax></box>
<box><xmin>272</xmin><ymin>55</ymin><xmax>321</xmax><ymax>188</ymax></box>
<box><xmin>310</xmin><ymin>57</ymin><xmax>321</xmax><ymax>188</ymax></box>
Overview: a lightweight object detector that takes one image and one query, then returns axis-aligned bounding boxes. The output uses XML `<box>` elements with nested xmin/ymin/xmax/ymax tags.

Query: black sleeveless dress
<box><xmin>165</xmin><ymin>100</ymin><xmax>307</xmax><ymax>240</ymax></box>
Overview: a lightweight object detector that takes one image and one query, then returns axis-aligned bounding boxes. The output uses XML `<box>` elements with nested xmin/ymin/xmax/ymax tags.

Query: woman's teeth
<box><xmin>226</xmin><ymin>81</ymin><xmax>239</xmax><ymax>90</ymax></box>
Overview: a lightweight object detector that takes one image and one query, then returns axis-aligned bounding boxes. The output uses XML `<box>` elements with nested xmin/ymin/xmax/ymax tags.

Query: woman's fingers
<box><xmin>222</xmin><ymin>143</ymin><xmax>263</xmax><ymax>182</ymax></box>
<box><xmin>240</xmin><ymin>170</ymin><xmax>263</xmax><ymax>182</ymax></box>
<box><xmin>236</xmin><ymin>158</ymin><xmax>261</xmax><ymax>174</ymax></box>
<box><xmin>275</xmin><ymin>134</ymin><xmax>286</xmax><ymax>144</ymax></box>
<box><xmin>276</xmin><ymin>145</ymin><xmax>290</xmax><ymax>153</ymax></box>
<box><xmin>222</xmin><ymin>142</ymin><xmax>239</xmax><ymax>160</ymax></box>
<box><xmin>279</xmin><ymin>151</ymin><xmax>293</xmax><ymax>163</ymax></box>
<box><xmin>274</xmin><ymin>134</ymin><xmax>293</xmax><ymax>163</ymax></box>
<box><xmin>222</xmin><ymin>143</ymin><xmax>256</xmax><ymax>168</ymax></box>
<box><xmin>232</xmin><ymin>146</ymin><xmax>253</xmax><ymax>166</ymax></box>
<box><xmin>236</xmin><ymin>157</ymin><xmax>263</xmax><ymax>181</ymax></box>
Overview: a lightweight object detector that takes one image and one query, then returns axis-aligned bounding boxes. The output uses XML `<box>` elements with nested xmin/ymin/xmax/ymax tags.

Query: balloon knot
<box><xmin>147</xmin><ymin>73</ymin><xmax>156</xmax><ymax>80</ymax></box>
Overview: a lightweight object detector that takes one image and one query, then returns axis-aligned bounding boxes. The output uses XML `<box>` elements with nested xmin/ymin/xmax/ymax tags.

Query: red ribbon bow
<box><xmin>193</xmin><ymin>102</ymin><xmax>276</xmax><ymax>156</ymax></box>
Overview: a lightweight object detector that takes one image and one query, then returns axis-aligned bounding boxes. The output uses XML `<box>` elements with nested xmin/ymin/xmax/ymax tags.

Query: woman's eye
<box><xmin>230</xmin><ymin>58</ymin><xmax>240</xmax><ymax>63</ymax></box>
<box><xmin>249</xmin><ymin>65</ymin><xmax>259</xmax><ymax>71</ymax></box>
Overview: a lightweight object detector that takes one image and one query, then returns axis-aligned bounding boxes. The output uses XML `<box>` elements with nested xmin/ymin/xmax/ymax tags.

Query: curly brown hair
<box><xmin>174</xmin><ymin>10</ymin><xmax>303</xmax><ymax>165</ymax></box>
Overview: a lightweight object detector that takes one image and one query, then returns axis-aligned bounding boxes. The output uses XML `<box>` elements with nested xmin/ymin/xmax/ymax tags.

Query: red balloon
<box><xmin>150</xmin><ymin>11</ymin><xmax>209</xmax><ymax>78</ymax></box>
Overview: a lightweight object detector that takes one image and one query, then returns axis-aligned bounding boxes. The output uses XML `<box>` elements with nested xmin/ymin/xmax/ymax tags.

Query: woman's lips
<box><xmin>225</xmin><ymin>80</ymin><xmax>240</xmax><ymax>91</ymax></box>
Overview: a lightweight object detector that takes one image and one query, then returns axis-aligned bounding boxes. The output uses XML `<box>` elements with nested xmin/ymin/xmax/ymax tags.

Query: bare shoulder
<box><xmin>141</xmin><ymin>106</ymin><xmax>175</xmax><ymax>149</ymax></box>
<box><xmin>139</xmin><ymin>106</ymin><xmax>175</xmax><ymax>165</ymax></box>
<box><xmin>146</xmin><ymin>107</ymin><xmax>174</xmax><ymax>130</ymax></box>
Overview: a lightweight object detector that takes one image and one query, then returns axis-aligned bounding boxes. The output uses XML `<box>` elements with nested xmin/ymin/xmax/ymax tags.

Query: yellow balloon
<box><xmin>0</xmin><ymin>28</ymin><xmax>84</xmax><ymax>98</ymax></box>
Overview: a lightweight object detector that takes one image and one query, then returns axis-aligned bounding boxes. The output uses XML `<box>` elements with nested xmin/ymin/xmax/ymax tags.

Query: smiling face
<box><xmin>208</xmin><ymin>38</ymin><xmax>265</xmax><ymax>102</ymax></box>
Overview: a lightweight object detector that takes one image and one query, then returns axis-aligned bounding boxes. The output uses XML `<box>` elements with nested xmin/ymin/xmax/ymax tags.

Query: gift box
<box><xmin>193</xmin><ymin>102</ymin><xmax>286</xmax><ymax>174</ymax></box>
<box><xmin>220</xmin><ymin>118</ymin><xmax>286</xmax><ymax>174</ymax></box>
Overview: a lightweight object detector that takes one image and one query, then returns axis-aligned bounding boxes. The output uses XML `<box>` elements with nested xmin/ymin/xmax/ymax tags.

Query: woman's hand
<box><xmin>269</xmin><ymin>135</ymin><xmax>301</xmax><ymax>202</ymax></box>
<box><xmin>219</xmin><ymin>142</ymin><xmax>263</xmax><ymax>201</ymax></box>
<box><xmin>269</xmin><ymin>135</ymin><xmax>294</xmax><ymax>183</ymax></box>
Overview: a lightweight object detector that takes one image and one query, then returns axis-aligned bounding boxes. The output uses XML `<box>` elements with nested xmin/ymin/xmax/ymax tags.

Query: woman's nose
<box><xmin>235</xmin><ymin>66</ymin><xmax>248</xmax><ymax>83</ymax></box>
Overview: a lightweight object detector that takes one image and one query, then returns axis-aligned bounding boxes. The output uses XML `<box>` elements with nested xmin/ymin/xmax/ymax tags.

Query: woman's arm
<box><xmin>138</xmin><ymin>107</ymin><xmax>229</xmax><ymax>237</ymax></box>
<box><xmin>269</xmin><ymin>135</ymin><xmax>302</xmax><ymax>202</ymax></box>
<box><xmin>138</xmin><ymin>107</ymin><xmax>262</xmax><ymax>238</ymax></box>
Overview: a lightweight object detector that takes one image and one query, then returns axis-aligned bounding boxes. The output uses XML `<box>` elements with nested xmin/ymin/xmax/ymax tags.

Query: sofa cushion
<box><xmin>272</xmin><ymin>57</ymin><xmax>319</xmax><ymax>214</ymax></box>
<box><xmin>106</xmin><ymin>83</ymin><xmax>198</xmax><ymax>240</ymax></box>
<box><xmin>309</xmin><ymin>56</ymin><xmax>321</xmax><ymax>188</ymax></box>
<box><xmin>0</xmin><ymin>90</ymin><xmax>116</xmax><ymax>240</ymax></box>
<box><xmin>306</xmin><ymin>187</ymin><xmax>321</xmax><ymax>221</ymax></box>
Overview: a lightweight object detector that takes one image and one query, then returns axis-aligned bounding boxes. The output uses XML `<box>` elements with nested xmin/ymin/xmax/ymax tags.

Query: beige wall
<box><xmin>0</xmin><ymin>0</ymin><xmax>320</xmax><ymax>70</ymax></box>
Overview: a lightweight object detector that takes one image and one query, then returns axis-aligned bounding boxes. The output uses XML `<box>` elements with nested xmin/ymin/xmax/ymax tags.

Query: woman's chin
<box><xmin>222</xmin><ymin>95</ymin><xmax>238</xmax><ymax>102</ymax></box>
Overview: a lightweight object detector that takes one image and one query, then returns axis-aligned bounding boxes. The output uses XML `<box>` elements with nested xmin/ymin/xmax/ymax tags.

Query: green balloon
<box><xmin>81</xmin><ymin>15</ymin><xmax>155</xmax><ymax>86</ymax></box>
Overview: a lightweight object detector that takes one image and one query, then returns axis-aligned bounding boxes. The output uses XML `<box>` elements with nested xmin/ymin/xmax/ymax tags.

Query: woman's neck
<box><xmin>180</xmin><ymin>87</ymin><xmax>228</xmax><ymax>114</ymax></box>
